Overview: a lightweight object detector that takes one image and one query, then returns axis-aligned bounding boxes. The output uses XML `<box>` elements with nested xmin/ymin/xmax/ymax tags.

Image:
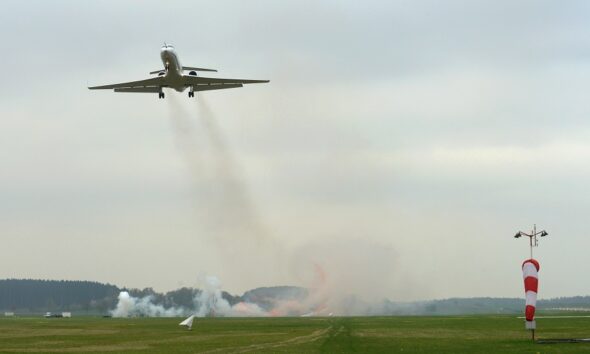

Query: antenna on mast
<box><xmin>514</xmin><ymin>224</ymin><xmax>548</xmax><ymax>259</ymax></box>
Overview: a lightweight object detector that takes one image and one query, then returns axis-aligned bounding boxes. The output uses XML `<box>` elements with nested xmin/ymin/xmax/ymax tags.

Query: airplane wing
<box><xmin>88</xmin><ymin>77</ymin><xmax>164</xmax><ymax>90</ymax></box>
<box><xmin>182</xmin><ymin>66</ymin><xmax>217</xmax><ymax>72</ymax></box>
<box><xmin>183</xmin><ymin>76</ymin><xmax>268</xmax><ymax>91</ymax></box>
<box><xmin>184</xmin><ymin>76</ymin><xmax>269</xmax><ymax>85</ymax></box>
<box><xmin>88</xmin><ymin>75</ymin><xmax>268</xmax><ymax>93</ymax></box>
<box><xmin>193</xmin><ymin>83</ymin><xmax>243</xmax><ymax>92</ymax></box>
<box><xmin>114</xmin><ymin>87</ymin><xmax>161</xmax><ymax>93</ymax></box>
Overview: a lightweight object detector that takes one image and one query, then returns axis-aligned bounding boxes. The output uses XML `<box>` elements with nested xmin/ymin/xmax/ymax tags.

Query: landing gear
<box><xmin>158</xmin><ymin>92</ymin><xmax>165</xmax><ymax>99</ymax></box>
<box><xmin>188</xmin><ymin>91</ymin><xmax>195</xmax><ymax>98</ymax></box>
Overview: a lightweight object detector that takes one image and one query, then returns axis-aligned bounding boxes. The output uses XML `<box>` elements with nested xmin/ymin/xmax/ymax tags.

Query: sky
<box><xmin>1</xmin><ymin>0</ymin><xmax>590</xmax><ymax>301</ymax></box>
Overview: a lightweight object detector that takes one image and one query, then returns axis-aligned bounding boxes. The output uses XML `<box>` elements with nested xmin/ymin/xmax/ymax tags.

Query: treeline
<box><xmin>0</xmin><ymin>279</ymin><xmax>239</xmax><ymax>314</ymax></box>
<box><xmin>0</xmin><ymin>279</ymin><xmax>120</xmax><ymax>314</ymax></box>
<box><xmin>381</xmin><ymin>296</ymin><xmax>590</xmax><ymax>316</ymax></box>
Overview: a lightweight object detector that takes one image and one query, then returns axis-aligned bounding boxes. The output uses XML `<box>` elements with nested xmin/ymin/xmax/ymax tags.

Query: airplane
<box><xmin>88</xmin><ymin>44</ymin><xmax>269</xmax><ymax>99</ymax></box>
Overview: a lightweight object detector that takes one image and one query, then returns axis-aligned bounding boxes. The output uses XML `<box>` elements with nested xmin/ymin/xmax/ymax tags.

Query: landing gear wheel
<box><xmin>158</xmin><ymin>92</ymin><xmax>165</xmax><ymax>99</ymax></box>
<box><xmin>188</xmin><ymin>91</ymin><xmax>194</xmax><ymax>98</ymax></box>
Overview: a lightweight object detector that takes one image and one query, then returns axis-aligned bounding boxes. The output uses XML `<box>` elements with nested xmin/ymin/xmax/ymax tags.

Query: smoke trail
<box><xmin>165</xmin><ymin>96</ymin><xmax>404</xmax><ymax>311</ymax></box>
<box><xmin>194</xmin><ymin>98</ymin><xmax>272</xmax><ymax>243</ymax></box>
<box><xmin>167</xmin><ymin>94</ymin><xmax>205</xmax><ymax>180</ymax></box>
<box><xmin>167</xmin><ymin>95</ymin><xmax>266</xmax><ymax>239</ymax></box>
<box><xmin>166</xmin><ymin>95</ymin><xmax>286</xmax><ymax>288</ymax></box>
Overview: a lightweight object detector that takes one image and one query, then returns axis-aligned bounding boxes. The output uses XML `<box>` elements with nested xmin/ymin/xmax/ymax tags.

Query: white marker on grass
<box><xmin>179</xmin><ymin>315</ymin><xmax>195</xmax><ymax>330</ymax></box>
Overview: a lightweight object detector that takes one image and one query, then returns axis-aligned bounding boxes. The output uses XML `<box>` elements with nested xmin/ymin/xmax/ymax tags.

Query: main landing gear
<box><xmin>188</xmin><ymin>91</ymin><xmax>195</xmax><ymax>98</ymax></box>
<box><xmin>158</xmin><ymin>92</ymin><xmax>165</xmax><ymax>99</ymax></box>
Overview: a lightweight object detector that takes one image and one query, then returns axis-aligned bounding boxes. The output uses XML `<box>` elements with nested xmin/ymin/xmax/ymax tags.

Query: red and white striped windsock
<box><xmin>522</xmin><ymin>259</ymin><xmax>540</xmax><ymax>322</ymax></box>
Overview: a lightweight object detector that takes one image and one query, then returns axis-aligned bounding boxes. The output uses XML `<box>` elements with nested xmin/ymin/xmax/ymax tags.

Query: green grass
<box><xmin>0</xmin><ymin>315</ymin><xmax>589</xmax><ymax>353</ymax></box>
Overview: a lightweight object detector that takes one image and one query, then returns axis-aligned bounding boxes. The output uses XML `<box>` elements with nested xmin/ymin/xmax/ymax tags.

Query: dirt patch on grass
<box><xmin>198</xmin><ymin>327</ymin><xmax>331</xmax><ymax>353</ymax></box>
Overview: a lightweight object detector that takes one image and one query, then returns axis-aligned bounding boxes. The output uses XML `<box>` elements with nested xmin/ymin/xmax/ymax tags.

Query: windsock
<box><xmin>522</xmin><ymin>259</ymin><xmax>540</xmax><ymax>329</ymax></box>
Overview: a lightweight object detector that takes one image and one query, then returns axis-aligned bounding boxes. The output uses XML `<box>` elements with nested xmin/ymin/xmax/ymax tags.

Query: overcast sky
<box><xmin>1</xmin><ymin>0</ymin><xmax>590</xmax><ymax>301</ymax></box>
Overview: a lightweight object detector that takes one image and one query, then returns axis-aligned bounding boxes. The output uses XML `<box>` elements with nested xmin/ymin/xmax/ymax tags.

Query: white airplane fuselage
<box><xmin>160</xmin><ymin>46</ymin><xmax>187</xmax><ymax>92</ymax></box>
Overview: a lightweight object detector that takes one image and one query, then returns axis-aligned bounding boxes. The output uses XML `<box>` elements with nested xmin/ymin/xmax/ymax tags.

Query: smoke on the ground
<box><xmin>110</xmin><ymin>291</ymin><xmax>185</xmax><ymax>317</ymax></box>
<box><xmin>109</xmin><ymin>275</ymin><xmax>301</xmax><ymax>317</ymax></box>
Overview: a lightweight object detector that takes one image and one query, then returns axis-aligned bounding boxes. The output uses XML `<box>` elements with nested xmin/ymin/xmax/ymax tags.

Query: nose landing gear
<box><xmin>188</xmin><ymin>87</ymin><xmax>195</xmax><ymax>98</ymax></box>
<box><xmin>158</xmin><ymin>92</ymin><xmax>165</xmax><ymax>99</ymax></box>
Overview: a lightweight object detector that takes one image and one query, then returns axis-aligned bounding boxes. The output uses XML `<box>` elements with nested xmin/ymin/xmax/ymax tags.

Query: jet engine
<box><xmin>188</xmin><ymin>71</ymin><xmax>198</xmax><ymax>76</ymax></box>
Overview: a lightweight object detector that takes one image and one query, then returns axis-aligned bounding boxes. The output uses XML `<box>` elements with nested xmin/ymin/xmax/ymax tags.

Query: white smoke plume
<box><xmin>109</xmin><ymin>277</ymin><xmax>268</xmax><ymax>318</ymax></box>
<box><xmin>194</xmin><ymin>276</ymin><xmax>266</xmax><ymax>317</ymax></box>
<box><xmin>111</xmin><ymin>291</ymin><xmax>186</xmax><ymax>318</ymax></box>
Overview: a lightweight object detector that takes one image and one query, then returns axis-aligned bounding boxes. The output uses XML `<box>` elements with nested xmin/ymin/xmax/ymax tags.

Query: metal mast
<box><xmin>514</xmin><ymin>224</ymin><xmax>548</xmax><ymax>259</ymax></box>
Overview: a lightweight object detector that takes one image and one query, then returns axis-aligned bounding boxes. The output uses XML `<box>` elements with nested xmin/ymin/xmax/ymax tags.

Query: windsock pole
<box><xmin>529</xmin><ymin>226</ymin><xmax>535</xmax><ymax>342</ymax></box>
<box><xmin>531</xmin><ymin>224</ymin><xmax>537</xmax><ymax>258</ymax></box>
<box><xmin>514</xmin><ymin>225</ymin><xmax>548</xmax><ymax>342</ymax></box>
<box><xmin>529</xmin><ymin>232</ymin><xmax>534</xmax><ymax>343</ymax></box>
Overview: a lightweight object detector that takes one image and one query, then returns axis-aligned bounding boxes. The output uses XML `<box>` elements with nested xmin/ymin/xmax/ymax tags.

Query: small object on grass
<box><xmin>179</xmin><ymin>315</ymin><xmax>195</xmax><ymax>330</ymax></box>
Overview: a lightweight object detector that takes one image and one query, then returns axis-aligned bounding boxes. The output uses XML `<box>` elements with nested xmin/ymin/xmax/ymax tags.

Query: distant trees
<box><xmin>0</xmin><ymin>280</ymin><xmax>242</xmax><ymax>314</ymax></box>
<box><xmin>0</xmin><ymin>279</ymin><xmax>120</xmax><ymax>313</ymax></box>
<box><xmin>165</xmin><ymin>287</ymin><xmax>198</xmax><ymax>308</ymax></box>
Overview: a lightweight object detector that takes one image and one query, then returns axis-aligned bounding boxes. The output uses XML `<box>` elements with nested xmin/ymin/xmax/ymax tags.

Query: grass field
<box><xmin>1</xmin><ymin>315</ymin><xmax>590</xmax><ymax>353</ymax></box>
